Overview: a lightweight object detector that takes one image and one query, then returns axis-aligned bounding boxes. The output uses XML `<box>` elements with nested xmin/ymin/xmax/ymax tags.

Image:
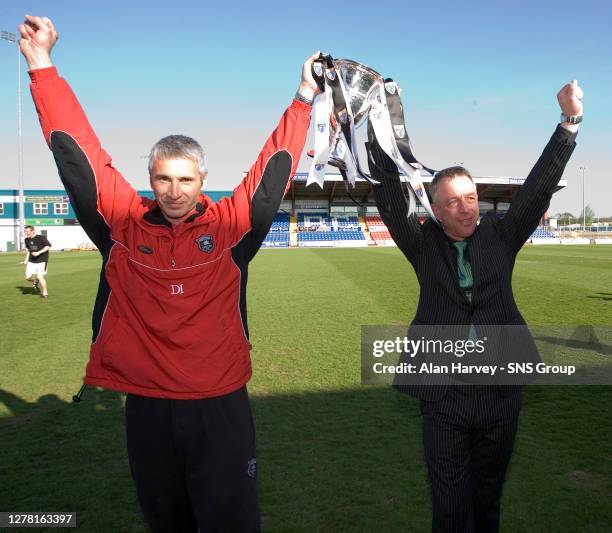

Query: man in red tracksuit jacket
<box><xmin>19</xmin><ymin>15</ymin><xmax>319</xmax><ymax>532</ymax></box>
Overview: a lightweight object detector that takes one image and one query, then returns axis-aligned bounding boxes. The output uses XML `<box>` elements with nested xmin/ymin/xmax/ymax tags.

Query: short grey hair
<box><xmin>148</xmin><ymin>135</ymin><xmax>208</xmax><ymax>177</ymax></box>
<box><xmin>429</xmin><ymin>166</ymin><xmax>474</xmax><ymax>204</ymax></box>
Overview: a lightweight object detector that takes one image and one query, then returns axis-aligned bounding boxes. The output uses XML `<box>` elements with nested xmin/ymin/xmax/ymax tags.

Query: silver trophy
<box><xmin>307</xmin><ymin>54</ymin><xmax>437</xmax><ymax>221</ymax></box>
<box><xmin>333</xmin><ymin>59</ymin><xmax>383</xmax><ymax>124</ymax></box>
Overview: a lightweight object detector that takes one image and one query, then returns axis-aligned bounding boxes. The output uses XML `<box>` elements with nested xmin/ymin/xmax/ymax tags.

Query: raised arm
<box><xmin>221</xmin><ymin>53</ymin><xmax>320</xmax><ymax>261</ymax></box>
<box><xmin>500</xmin><ymin>80</ymin><xmax>582</xmax><ymax>251</ymax></box>
<box><xmin>368</xmin><ymin>127</ymin><xmax>424</xmax><ymax>263</ymax></box>
<box><xmin>20</xmin><ymin>16</ymin><xmax>138</xmax><ymax>248</ymax></box>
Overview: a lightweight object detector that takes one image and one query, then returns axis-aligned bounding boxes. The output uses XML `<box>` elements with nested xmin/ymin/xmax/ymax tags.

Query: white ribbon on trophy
<box><xmin>307</xmin><ymin>89</ymin><xmax>333</xmax><ymax>187</ymax></box>
<box><xmin>308</xmin><ymin>69</ymin><xmax>362</xmax><ymax>187</ymax></box>
<box><xmin>368</xmin><ymin>82</ymin><xmax>436</xmax><ymax>220</ymax></box>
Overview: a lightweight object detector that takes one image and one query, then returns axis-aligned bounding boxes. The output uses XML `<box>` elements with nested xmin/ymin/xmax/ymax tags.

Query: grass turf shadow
<box><xmin>15</xmin><ymin>285</ymin><xmax>41</xmax><ymax>296</ymax></box>
<box><xmin>1</xmin><ymin>386</ymin><xmax>610</xmax><ymax>532</ymax></box>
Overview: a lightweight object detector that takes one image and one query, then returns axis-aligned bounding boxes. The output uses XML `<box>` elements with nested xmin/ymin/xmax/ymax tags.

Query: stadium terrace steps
<box><xmin>290</xmin><ymin>215</ymin><xmax>298</xmax><ymax>246</ymax></box>
<box><xmin>359</xmin><ymin>216</ymin><xmax>373</xmax><ymax>243</ymax></box>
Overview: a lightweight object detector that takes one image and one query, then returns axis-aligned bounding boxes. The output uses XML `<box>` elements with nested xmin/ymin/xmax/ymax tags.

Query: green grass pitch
<box><xmin>0</xmin><ymin>246</ymin><xmax>610</xmax><ymax>532</ymax></box>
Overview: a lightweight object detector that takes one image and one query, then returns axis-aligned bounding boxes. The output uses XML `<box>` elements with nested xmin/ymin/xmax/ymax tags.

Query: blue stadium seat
<box><xmin>530</xmin><ymin>227</ymin><xmax>555</xmax><ymax>239</ymax></box>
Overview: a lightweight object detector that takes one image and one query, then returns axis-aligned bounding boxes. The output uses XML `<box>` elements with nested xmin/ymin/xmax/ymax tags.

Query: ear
<box><xmin>201</xmin><ymin>171</ymin><xmax>208</xmax><ymax>191</ymax></box>
<box><xmin>431</xmin><ymin>203</ymin><xmax>441</xmax><ymax>221</ymax></box>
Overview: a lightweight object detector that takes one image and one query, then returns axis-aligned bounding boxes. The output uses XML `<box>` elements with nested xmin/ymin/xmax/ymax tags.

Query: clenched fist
<box><xmin>18</xmin><ymin>15</ymin><xmax>58</xmax><ymax>70</ymax></box>
<box><xmin>557</xmin><ymin>79</ymin><xmax>583</xmax><ymax>117</ymax></box>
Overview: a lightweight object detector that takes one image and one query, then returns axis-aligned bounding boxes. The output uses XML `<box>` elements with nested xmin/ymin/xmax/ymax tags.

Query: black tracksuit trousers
<box><xmin>125</xmin><ymin>387</ymin><xmax>260</xmax><ymax>533</ymax></box>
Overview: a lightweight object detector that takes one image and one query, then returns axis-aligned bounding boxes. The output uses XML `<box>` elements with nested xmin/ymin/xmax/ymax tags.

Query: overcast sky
<box><xmin>1</xmin><ymin>0</ymin><xmax>610</xmax><ymax>216</ymax></box>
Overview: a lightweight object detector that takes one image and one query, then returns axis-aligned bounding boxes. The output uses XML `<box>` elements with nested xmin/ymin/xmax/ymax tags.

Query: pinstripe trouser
<box><xmin>420</xmin><ymin>385</ymin><xmax>522</xmax><ymax>533</ymax></box>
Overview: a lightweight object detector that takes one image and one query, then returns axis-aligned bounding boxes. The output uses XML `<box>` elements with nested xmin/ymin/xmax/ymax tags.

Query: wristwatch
<box><xmin>560</xmin><ymin>114</ymin><xmax>583</xmax><ymax>125</ymax></box>
<box><xmin>295</xmin><ymin>92</ymin><xmax>314</xmax><ymax>106</ymax></box>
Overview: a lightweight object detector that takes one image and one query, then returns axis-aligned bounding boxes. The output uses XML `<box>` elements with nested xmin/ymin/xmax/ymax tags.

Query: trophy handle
<box><xmin>312</xmin><ymin>53</ymin><xmax>333</xmax><ymax>92</ymax></box>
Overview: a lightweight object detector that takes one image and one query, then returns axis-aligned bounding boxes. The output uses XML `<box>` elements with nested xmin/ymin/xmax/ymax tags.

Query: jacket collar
<box><xmin>143</xmin><ymin>194</ymin><xmax>211</xmax><ymax>227</ymax></box>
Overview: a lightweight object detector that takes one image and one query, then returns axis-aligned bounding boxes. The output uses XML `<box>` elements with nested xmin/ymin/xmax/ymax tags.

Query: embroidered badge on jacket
<box><xmin>195</xmin><ymin>234</ymin><xmax>214</xmax><ymax>253</ymax></box>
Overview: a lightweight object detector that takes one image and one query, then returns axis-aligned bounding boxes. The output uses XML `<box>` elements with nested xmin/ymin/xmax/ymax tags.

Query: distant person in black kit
<box><xmin>23</xmin><ymin>225</ymin><xmax>51</xmax><ymax>298</ymax></box>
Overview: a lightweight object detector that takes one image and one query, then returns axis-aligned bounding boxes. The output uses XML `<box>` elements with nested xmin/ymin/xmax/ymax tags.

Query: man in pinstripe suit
<box><xmin>369</xmin><ymin>81</ymin><xmax>583</xmax><ymax>532</ymax></box>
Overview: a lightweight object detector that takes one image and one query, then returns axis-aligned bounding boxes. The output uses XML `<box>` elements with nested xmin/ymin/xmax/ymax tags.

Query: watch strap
<box><xmin>560</xmin><ymin>114</ymin><xmax>583</xmax><ymax>125</ymax></box>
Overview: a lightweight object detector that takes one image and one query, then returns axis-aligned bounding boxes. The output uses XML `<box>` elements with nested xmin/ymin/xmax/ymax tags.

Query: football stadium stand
<box><xmin>262</xmin><ymin>213</ymin><xmax>290</xmax><ymax>247</ymax></box>
<box><xmin>294</xmin><ymin>212</ymin><xmax>366</xmax><ymax>247</ymax></box>
<box><xmin>531</xmin><ymin>228</ymin><xmax>555</xmax><ymax>238</ymax></box>
<box><xmin>366</xmin><ymin>215</ymin><xmax>394</xmax><ymax>245</ymax></box>
<box><xmin>9</xmin><ymin>173</ymin><xmax>611</xmax><ymax>251</ymax></box>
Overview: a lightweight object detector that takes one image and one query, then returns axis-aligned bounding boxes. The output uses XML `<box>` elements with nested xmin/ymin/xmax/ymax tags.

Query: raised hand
<box><xmin>18</xmin><ymin>15</ymin><xmax>58</xmax><ymax>70</ymax></box>
<box><xmin>557</xmin><ymin>79</ymin><xmax>583</xmax><ymax>117</ymax></box>
<box><xmin>296</xmin><ymin>51</ymin><xmax>323</xmax><ymax>103</ymax></box>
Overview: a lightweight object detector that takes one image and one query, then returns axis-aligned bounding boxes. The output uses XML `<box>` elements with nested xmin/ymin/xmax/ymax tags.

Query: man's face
<box><xmin>432</xmin><ymin>175</ymin><xmax>480</xmax><ymax>241</ymax></box>
<box><xmin>25</xmin><ymin>228</ymin><xmax>35</xmax><ymax>239</ymax></box>
<box><xmin>150</xmin><ymin>158</ymin><xmax>206</xmax><ymax>225</ymax></box>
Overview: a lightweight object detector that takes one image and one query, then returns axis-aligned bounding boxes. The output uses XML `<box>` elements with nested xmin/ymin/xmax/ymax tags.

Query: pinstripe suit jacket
<box><xmin>371</xmin><ymin>126</ymin><xmax>577</xmax><ymax>401</ymax></box>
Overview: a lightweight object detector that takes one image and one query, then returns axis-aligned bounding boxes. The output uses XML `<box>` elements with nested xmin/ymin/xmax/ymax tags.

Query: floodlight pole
<box><xmin>1</xmin><ymin>30</ymin><xmax>25</xmax><ymax>251</ymax></box>
<box><xmin>579</xmin><ymin>166</ymin><xmax>586</xmax><ymax>232</ymax></box>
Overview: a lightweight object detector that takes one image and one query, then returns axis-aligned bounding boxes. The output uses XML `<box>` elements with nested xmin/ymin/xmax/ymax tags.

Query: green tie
<box><xmin>453</xmin><ymin>241</ymin><xmax>478</xmax><ymax>343</ymax></box>
<box><xmin>452</xmin><ymin>241</ymin><xmax>473</xmax><ymax>301</ymax></box>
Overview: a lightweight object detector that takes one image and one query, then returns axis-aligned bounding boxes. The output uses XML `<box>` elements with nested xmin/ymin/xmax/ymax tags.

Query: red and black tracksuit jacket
<box><xmin>30</xmin><ymin>67</ymin><xmax>311</xmax><ymax>399</ymax></box>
